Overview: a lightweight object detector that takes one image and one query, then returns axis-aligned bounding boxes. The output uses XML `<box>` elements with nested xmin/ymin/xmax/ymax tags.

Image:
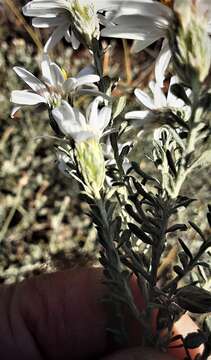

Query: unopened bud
<box><xmin>76</xmin><ymin>138</ymin><xmax>105</xmax><ymax>198</ymax></box>
<box><xmin>169</xmin><ymin>0</ymin><xmax>211</xmax><ymax>87</ymax></box>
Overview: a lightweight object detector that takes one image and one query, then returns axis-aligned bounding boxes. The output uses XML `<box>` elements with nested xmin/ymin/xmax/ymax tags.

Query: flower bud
<box><xmin>70</xmin><ymin>0</ymin><xmax>100</xmax><ymax>49</ymax></box>
<box><xmin>169</xmin><ymin>0</ymin><xmax>211</xmax><ymax>88</ymax></box>
<box><xmin>76</xmin><ymin>138</ymin><xmax>105</xmax><ymax>198</ymax></box>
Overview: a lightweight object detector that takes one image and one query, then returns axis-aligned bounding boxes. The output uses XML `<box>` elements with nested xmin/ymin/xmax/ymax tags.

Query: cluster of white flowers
<box><xmin>11</xmin><ymin>55</ymin><xmax>100</xmax><ymax>118</ymax></box>
<box><xmin>9</xmin><ymin>0</ymin><xmax>211</xmax><ymax>344</ymax></box>
<box><xmin>11</xmin><ymin>0</ymin><xmax>211</xmax><ymax>194</ymax></box>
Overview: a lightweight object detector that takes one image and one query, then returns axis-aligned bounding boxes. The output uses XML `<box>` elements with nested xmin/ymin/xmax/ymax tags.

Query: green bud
<box><xmin>76</xmin><ymin>138</ymin><xmax>105</xmax><ymax>198</ymax></box>
<box><xmin>169</xmin><ymin>0</ymin><xmax>211</xmax><ymax>88</ymax></box>
<box><xmin>70</xmin><ymin>0</ymin><xmax>100</xmax><ymax>48</ymax></box>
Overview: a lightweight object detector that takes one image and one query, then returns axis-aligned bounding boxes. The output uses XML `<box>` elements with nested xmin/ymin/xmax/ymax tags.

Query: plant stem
<box><xmin>94</xmin><ymin>195</ymin><xmax>149</xmax><ymax>344</ymax></box>
<box><xmin>92</xmin><ymin>39</ymin><xmax>106</xmax><ymax>93</ymax></box>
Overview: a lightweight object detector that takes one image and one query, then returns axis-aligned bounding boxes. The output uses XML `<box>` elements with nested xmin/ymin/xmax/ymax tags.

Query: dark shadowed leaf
<box><xmin>189</xmin><ymin>221</ymin><xmax>206</xmax><ymax>241</ymax></box>
<box><xmin>178</xmin><ymin>238</ymin><xmax>193</xmax><ymax>260</ymax></box>
<box><xmin>128</xmin><ymin>223</ymin><xmax>153</xmax><ymax>245</ymax></box>
<box><xmin>170</xmin><ymin>83</ymin><xmax>192</xmax><ymax>105</ymax></box>
<box><xmin>207</xmin><ymin>212</ymin><xmax>211</xmax><ymax>227</ymax></box>
<box><xmin>125</xmin><ymin>204</ymin><xmax>142</xmax><ymax>224</ymax></box>
<box><xmin>166</xmin><ymin>150</ymin><xmax>177</xmax><ymax>177</ymax></box>
<box><xmin>173</xmin><ymin>265</ymin><xmax>184</xmax><ymax>276</ymax></box>
<box><xmin>166</xmin><ymin>224</ymin><xmax>187</xmax><ymax>233</ymax></box>
<box><xmin>176</xmin><ymin>285</ymin><xmax>211</xmax><ymax>313</ymax></box>
<box><xmin>179</xmin><ymin>251</ymin><xmax>189</xmax><ymax>269</ymax></box>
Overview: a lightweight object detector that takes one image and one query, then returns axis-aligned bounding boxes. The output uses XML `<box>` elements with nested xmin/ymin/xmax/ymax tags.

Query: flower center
<box><xmin>44</xmin><ymin>84</ymin><xmax>64</xmax><ymax>108</ymax></box>
<box><xmin>71</xmin><ymin>0</ymin><xmax>94</xmax><ymax>22</ymax></box>
<box><xmin>68</xmin><ymin>0</ymin><xmax>100</xmax><ymax>47</ymax></box>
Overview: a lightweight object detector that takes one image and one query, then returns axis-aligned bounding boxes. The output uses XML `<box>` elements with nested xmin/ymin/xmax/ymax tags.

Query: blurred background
<box><xmin>0</xmin><ymin>0</ymin><xmax>211</xmax><ymax>303</ymax></box>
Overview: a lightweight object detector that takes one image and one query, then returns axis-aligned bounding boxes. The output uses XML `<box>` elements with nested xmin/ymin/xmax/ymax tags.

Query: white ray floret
<box><xmin>125</xmin><ymin>76</ymin><xmax>191</xmax><ymax>127</ymax></box>
<box><xmin>52</xmin><ymin>96</ymin><xmax>112</xmax><ymax>142</ymax></box>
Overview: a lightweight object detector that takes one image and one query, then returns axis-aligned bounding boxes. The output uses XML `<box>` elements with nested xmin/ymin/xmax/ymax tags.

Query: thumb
<box><xmin>102</xmin><ymin>347</ymin><xmax>176</xmax><ymax>360</ymax></box>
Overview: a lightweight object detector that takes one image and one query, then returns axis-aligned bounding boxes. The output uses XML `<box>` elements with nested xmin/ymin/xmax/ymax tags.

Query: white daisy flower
<box><xmin>125</xmin><ymin>76</ymin><xmax>191</xmax><ymax>128</ymax></box>
<box><xmin>101</xmin><ymin>0</ymin><xmax>211</xmax><ymax>86</ymax></box>
<box><xmin>11</xmin><ymin>55</ymin><xmax>100</xmax><ymax>117</ymax></box>
<box><xmin>23</xmin><ymin>0</ymin><xmax>117</xmax><ymax>51</ymax></box>
<box><xmin>52</xmin><ymin>96</ymin><xmax>112</xmax><ymax>142</ymax></box>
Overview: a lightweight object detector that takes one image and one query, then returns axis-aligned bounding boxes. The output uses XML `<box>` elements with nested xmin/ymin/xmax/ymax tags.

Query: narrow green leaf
<box><xmin>128</xmin><ymin>223</ymin><xmax>153</xmax><ymax>245</ymax></box>
<box><xmin>170</xmin><ymin>83</ymin><xmax>192</xmax><ymax>105</ymax></box>
<box><xmin>189</xmin><ymin>221</ymin><xmax>205</xmax><ymax>241</ymax></box>
<box><xmin>178</xmin><ymin>238</ymin><xmax>193</xmax><ymax>260</ymax></box>
<box><xmin>166</xmin><ymin>224</ymin><xmax>187</xmax><ymax>233</ymax></box>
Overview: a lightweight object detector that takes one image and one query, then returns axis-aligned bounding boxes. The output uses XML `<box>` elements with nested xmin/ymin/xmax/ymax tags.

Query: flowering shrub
<box><xmin>11</xmin><ymin>0</ymin><xmax>211</xmax><ymax>358</ymax></box>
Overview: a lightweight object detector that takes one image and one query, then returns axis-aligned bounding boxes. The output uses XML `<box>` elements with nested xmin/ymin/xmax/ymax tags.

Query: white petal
<box><xmin>52</xmin><ymin>100</ymin><xmax>85</xmax><ymax>137</ymax></box>
<box><xmin>73</xmin><ymin>108</ymin><xmax>87</xmax><ymax>128</ymax></box>
<box><xmin>71</xmin><ymin>30</ymin><xmax>80</xmax><ymax>50</ymax></box>
<box><xmin>101</xmin><ymin>25</ymin><xmax>163</xmax><ymax>41</ymax></box>
<box><xmin>11</xmin><ymin>90</ymin><xmax>46</xmax><ymax>105</ymax></box>
<box><xmin>32</xmin><ymin>16</ymin><xmax>65</xmax><ymax>28</ymax></box>
<box><xmin>109</xmin><ymin>1</ymin><xmax>173</xmax><ymax>19</ymax></box>
<box><xmin>44</xmin><ymin>23</ymin><xmax>69</xmax><ymax>52</ymax></box>
<box><xmin>95</xmin><ymin>0</ymin><xmax>120</xmax><ymax>12</ymax></box>
<box><xmin>76</xmin><ymin>74</ymin><xmax>100</xmax><ymax>87</ymax></box>
<box><xmin>50</xmin><ymin>63</ymin><xmax>65</xmax><ymax>87</ymax></box>
<box><xmin>155</xmin><ymin>39</ymin><xmax>171</xmax><ymax>87</ymax></box>
<box><xmin>63</xmin><ymin>78</ymin><xmax>77</xmax><ymax>92</ymax></box>
<box><xmin>73</xmin><ymin>130</ymin><xmax>94</xmax><ymax>143</ymax></box>
<box><xmin>98</xmin><ymin>106</ymin><xmax>112</xmax><ymax>132</ymax></box>
<box><xmin>77</xmin><ymin>65</ymin><xmax>96</xmax><ymax>77</ymax></box>
<box><xmin>41</xmin><ymin>54</ymin><xmax>53</xmax><ymax>85</ymax></box>
<box><xmin>87</xmin><ymin>97</ymin><xmax>101</xmax><ymax>125</ymax></box>
<box><xmin>13</xmin><ymin>66</ymin><xmax>46</xmax><ymax>93</ymax></box>
<box><xmin>24</xmin><ymin>8</ymin><xmax>63</xmax><ymax>18</ymax></box>
<box><xmin>11</xmin><ymin>106</ymin><xmax>22</xmax><ymax>118</ymax></box>
<box><xmin>131</xmin><ymin>37</ymin><xmax>161</xmax><ymax>53</ymax></box>
<box><xmin>149</xmin><ymin>81</ymin><xmax>166</xmax><ymax>108</ymax></box>
<box><xmin>23</xmin><ymin>1</ymin><xmax>68</xmax><ymax>16</ymax></box>
<box><xmin>125</xmin><ymin>110</ymin><xmax>150</xmax><ymax>119</ymax></box>
<box><xmin>65</xmin><ymin>29</ymin><xmax>72</xmax><ymax>42</ymax></box>
<box><xmin>134</xmin><ymin>88</ymin><xmax>156</xmax><ymax>110</ymax></box>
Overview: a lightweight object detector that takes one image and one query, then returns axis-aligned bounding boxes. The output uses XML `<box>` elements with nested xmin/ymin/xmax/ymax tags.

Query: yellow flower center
<box><xmin>61</xmin><ymin>68</ymin><xmax>68</xmax><ymax>80</ymax></box>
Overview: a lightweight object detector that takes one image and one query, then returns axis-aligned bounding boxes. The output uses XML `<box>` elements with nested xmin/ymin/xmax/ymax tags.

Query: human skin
<box><xmin>0</xmin><ymin>267</ymin><xmax>201</xmax><ymax>359</ymax></box>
